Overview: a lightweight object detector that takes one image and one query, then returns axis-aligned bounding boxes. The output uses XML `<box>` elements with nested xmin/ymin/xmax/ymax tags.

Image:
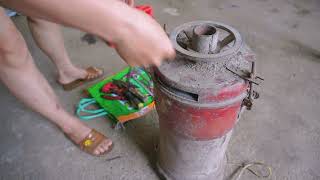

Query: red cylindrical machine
<box><xmin>154</xmin><ymin>21</ymin><xmax>256</xmax><ymax>180</ymax></box>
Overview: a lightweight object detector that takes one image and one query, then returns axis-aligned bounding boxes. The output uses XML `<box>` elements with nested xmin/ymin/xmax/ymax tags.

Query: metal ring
<box><xmin>170</xmin><ymin>21</ymin><xmax>243</xmax><ymax>62</ymax></box>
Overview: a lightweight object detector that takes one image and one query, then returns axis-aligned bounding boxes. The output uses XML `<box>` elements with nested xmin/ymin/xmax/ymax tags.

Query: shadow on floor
<box><xmin>123</xmin><ymin>110</ymin><xmax>166</xmax><ymax>179</ymax></box>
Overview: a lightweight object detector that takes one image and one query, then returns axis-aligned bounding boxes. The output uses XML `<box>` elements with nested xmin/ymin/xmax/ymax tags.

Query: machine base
<box><xmin>156</xmin><ymin>130</ymin><xmax>232</xmax><ymax>180</ymax></box>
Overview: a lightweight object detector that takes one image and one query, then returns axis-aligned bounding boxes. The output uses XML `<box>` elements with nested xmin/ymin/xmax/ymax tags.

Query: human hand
<box><xmin>112</xmin><ymin>9</ymin><xmax>175</xmax><ymax>67</ymax></box>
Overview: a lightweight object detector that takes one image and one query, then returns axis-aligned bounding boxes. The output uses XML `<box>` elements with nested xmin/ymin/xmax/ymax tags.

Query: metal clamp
<box><xmin>226</xmin><ymin>61</ymin><xmax>264</xmax><ymax>110</ymax></box>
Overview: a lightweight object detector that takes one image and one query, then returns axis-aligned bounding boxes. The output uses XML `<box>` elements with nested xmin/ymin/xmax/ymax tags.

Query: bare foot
<box><xmin>57</xmin><ymin>65</ymin><xmax>103</xmax><ymax>85</ymax></box>
<box><xmin>57</xmin><ymin>65</ymin><xmax>87</xmax><ymax>84</ymax></box>
<box><xmin>62</xmin><ymin>120</ymin><xmax>112</xmax><ymax>155</ymax></box>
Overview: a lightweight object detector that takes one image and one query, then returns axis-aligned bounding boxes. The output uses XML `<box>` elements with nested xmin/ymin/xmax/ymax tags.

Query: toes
<box><xmin>88</xmin><ymin>74</ymin><xmax>95</xmax><ymax>79</ymax></box>
<box><xmin>93</xmin><ymin>67</ymin><xmax>103</xmax><ymax>76</ymax></box>
<box><xmin>85</xmin><ymin>67</ymin><xmax>103</xmax><ymax>80</ymax></box>
<box><xmin>98</xmin><ymin>69</ymin><xmax>103</xmax><ymax>75</ymax></box>
<box><xmin>100</xmin><ymin>145</ymin><xmax>109</xmax><ymax>153</ymax></box>
<box><xmin>101</xmin><ymin>140</ymin><xmax>113</xmax><ymax>152</ymax></box>
<box><xmin>94</xmin><ymin>149</ymin><xmax>100</xmax><ymax>155</ymax></box>
<box><xmin>104</xmin><ymin>139</ymin><xmax>113</xmax><ymax>146</ymax></box>
<box><xmin>101</xmin><ymin>140</ymin><xmax>112</xmax><ymax>151</ymax></box>
<box><xmin>94</xmin><ymin>146</ymin><xmax>104</xmax><ymax>155</ymax></box>
<box><xmin>79</xmin><ymin>129</ymin><xmax>112</xmax><ymax>156</ymax></box>
<box><xmin>102</xmin><ymin>140</ymin><xmax>112</xmax><ymax>151</ymax></box>
<box><xmin>93</xmin><ymin>140</ymin><xmax>112</xmax><ymax>155</ymax></box>
<box><xmin>87</xmin><ymin>73</ymin><xmax>99</xmax><ymax>79</ymax></box>
<box><xmin>98</xmin><ymin>146</ymin><xmax>105</xmax><ymax>154</ymax></box>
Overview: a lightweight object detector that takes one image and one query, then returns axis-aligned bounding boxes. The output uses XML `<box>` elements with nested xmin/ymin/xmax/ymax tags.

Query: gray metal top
<box><xmin>156</xmin><ymin>21</ymin><xmax>251</xmax><ymax>94</ymax></box>
<box><xmin>170</xmin><ymin>21</ymin><xmax>243</xmax><ymax>63</ymax></box>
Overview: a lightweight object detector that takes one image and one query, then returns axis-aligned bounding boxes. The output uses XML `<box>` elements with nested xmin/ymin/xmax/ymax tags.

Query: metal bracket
<box><xmin>226</xmin><ymin>61</ymin><xmax>264</xmax><ymax>110</ymax></box>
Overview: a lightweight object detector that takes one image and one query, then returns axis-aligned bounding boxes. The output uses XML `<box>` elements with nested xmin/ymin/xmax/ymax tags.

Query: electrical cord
<box><xmin>229</xmin><ymin>161</ymin><xmax>272</xmax><ymax>180</ymax></box>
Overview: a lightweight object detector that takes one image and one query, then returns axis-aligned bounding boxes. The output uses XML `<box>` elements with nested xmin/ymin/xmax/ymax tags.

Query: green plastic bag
<box><xmin>76</xmin><ymin>67</ymin><xmax>154</xmax><ymax>124</ymax></box>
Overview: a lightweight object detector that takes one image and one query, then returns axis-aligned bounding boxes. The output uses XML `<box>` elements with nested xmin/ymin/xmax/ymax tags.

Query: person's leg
<box><xmin>27</xmin><ymin>17</ymin><xmax>102</xmax><ymax>84</ymax></box>
<box><xmin>0</xmin><ymin>8</ymin><xmax>111</xmax><ymax>155</ymax></box>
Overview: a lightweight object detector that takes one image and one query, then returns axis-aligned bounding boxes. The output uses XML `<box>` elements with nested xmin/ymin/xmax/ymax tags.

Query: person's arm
<box><xmin>0</xmin><ymin>0</ymin><xmax>175</xmax><ymax>66</ymax></box>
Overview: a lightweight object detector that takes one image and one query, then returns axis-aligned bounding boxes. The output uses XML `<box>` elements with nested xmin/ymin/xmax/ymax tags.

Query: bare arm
<box><xmin>0</xmin><ymin>0</ymin><xmax>175</xmax><ymax>66</ymax></box>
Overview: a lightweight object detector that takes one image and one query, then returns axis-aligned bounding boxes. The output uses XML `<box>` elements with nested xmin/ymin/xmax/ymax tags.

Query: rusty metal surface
<box><xmin>154</xmin><ymin>21</ymin><xmax>259</xmax><ymax>180</ymax></box>
<box><xmin>156</xmin><ymin>21</ymin><xmax>254</xmax><ymax>101</ymax></box>
<box><xmin>156</xmin><ymin>128</ymin><xmax>232</xmax><ymax>180</ymax></box>
<box><xmin>169</xmin><ymin>21</ymin><xmax>243</xmax><ymax>62</ymax></box>
<box><xmin>225</xmin><ymin>61</ymin><xmax>264</xmax><ymax>110</ymax></box>
<box><xmin>154</xmin><ymin>76</ymin><xmax>248</xmax><ymax>107</ymax></box>
<box><xmin>191</xmin><ymin>24</ymin><xmax>219</xmax><ymax>53</ymax></box>
<box><xmin>155</xmin><ymin>50</ymin><xmax>251</xmax><ymax>98</ymax></box>
<box><xmin>155</xmin><ymin>47</ymin><xmax>253</xmax><ymax>103</ymax></box>
<box><xmin>155</xmin><ymin>85</ymin><xmax>241</xmax><ymax>139</ymax></box>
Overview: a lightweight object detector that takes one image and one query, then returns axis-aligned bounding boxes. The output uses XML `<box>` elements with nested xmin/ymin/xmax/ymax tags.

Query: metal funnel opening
<box><xmin>192</xmin><ymin>24</ymin><xmax>219</xmax><ymax>54</ymax></box>
<box><xmin>172</xmin><ymin>21</ymin><xmax>242</xmax><ymax>63</ymax></box>
<box><xmin>194</xmin><ymin>24</ymin><xmax>217</xmax><ymax>36</ymax></box>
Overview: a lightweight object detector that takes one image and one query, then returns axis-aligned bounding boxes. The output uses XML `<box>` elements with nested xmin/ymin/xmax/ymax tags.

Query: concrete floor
<box><xmin>0</xmin><ymin>0</ymin><xmax>320</xmax><ymax>179</ymax></box>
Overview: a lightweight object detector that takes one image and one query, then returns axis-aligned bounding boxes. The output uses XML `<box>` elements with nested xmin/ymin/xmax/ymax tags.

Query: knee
<box><xmin>0</xmin><ymin>29</ymin><xmax>30</xmax><ymax>68</ymax></box>
<box><xmin>27</xmin><ymin>17</ymin><xmax>55</xmax><ymax>28</ymax></box>
<box><xmin>27</xmin><ymin>17</ymin><xmax>42</xmax><ymax>25</ymax></box>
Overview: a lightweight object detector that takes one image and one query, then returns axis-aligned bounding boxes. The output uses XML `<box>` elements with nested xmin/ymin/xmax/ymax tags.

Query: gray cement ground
<box><xmin>0</xmin><ymin>0</ymin><xmax>319</xmax><ymax>179</ymax></box>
